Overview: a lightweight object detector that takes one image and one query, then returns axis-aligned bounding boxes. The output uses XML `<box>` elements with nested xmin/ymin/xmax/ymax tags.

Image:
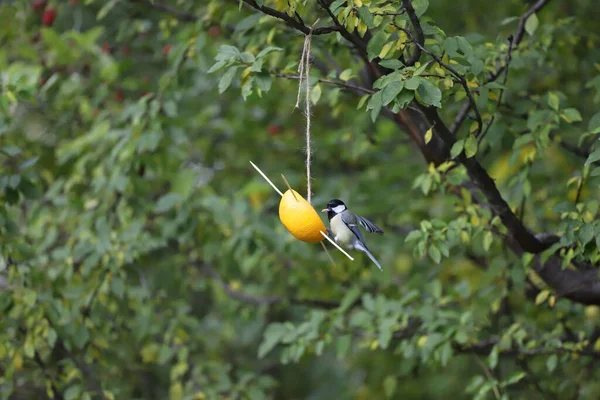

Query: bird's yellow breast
<box><xmin>330</xmin><ymin>214</ymin><xmax>355</xmax><ymax>247</ymax></box>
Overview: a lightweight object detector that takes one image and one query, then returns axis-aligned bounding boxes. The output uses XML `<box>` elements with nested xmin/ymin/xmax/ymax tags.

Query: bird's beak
<box><xmin>321</xmin><ymin>208</ymin><xmax>329</xmax><ymax>213</ymax></box>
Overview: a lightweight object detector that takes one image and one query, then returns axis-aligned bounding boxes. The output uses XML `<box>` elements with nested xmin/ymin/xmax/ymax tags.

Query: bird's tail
<box><xmin>355</xmin><ymin>242</ymin><xmax>382</xmax><ymax>271</ymax></box>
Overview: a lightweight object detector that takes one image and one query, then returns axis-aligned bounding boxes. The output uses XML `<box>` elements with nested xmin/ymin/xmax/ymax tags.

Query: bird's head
<box><xmin>322</xmin><ymin>199</ymin><xmax>347</xmax><ymax>215</ymax></box>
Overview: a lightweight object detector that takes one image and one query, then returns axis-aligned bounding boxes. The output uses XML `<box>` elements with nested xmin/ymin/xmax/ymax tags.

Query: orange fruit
<box><xmin>279</xmin><ymin>189</ymin><xmax>326</xmax><ymax>243</ymax></box>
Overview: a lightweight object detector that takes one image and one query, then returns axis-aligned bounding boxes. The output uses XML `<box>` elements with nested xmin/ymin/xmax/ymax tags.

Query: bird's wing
<box><xmin>341</xmin><ymin>211</ymin><xmax>367</xmax><ymax>244</ymax></box>
<box><xmin>356</xmin><ymin>215</ymin><xmax>384</xmax><ymax>235</ymax></box>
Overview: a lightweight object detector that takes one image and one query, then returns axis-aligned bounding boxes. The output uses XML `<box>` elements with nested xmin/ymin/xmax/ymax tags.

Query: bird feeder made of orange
<box><xmin>279</xmin><ymin>189</ymin><xmax>326</xmax><ymax>243</ymax></box>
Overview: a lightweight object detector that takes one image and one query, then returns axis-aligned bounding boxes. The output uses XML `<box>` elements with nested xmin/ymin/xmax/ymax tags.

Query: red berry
<box><xmin>162</xmin><ymin>44</ymin><xmax>172</xmax><ymax>56</ymax></box>
<box><xmin>208</xmin><ymin>26</ymin><xmax>221</xmax><ymax>38</ymax></box>
<box><xmin>32</xmin><ymin>0</ymin><xmax>47</xmax><ymax>13</ymax></box>
<box><xmin>101</xmin><ymin>42</ymin><xmax>111</xmax><ymax>53</ymax></box>
<box><xmin>114</xmin><ymin>90</ymin><xmax>124</xmax><ymax>102</ymax></box>
<box><xmin>69</xmin><ymin>0</ymin><xmax>78</xmax><ymax>4</ymax></box>
<box><xmin>41</xmin><ymin>8</ymin><xmax>56</xmax><ymax>26</ymax></box>
<box><xmin>268</xmin><ymin>124</ymin><xmax>281</xmax><ymax>136</ymax></box>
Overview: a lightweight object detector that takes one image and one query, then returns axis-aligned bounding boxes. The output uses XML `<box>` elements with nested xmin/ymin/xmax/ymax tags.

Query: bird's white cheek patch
<box><xmin>332</xmin><ymin>205</ymin><xmax>346</xmax><ymax>214</ymax></box>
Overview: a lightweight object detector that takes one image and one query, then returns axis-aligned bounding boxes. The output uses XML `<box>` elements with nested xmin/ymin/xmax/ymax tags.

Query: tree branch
<box><xmin>401</xmin><ymin>0</ymin><xmax>424</xmax><ymax>66</ymax></box>
<box><xmin>422</xmin><ymin>107</ymin><xmax>546</xmax><ymax>253</ymax></box>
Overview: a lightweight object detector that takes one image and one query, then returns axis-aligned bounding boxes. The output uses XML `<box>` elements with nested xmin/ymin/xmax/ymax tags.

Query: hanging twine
<box><xmin>295</xmin><ymin>21</ymin><xmax>318</xmax><ymax>204</ymax></box>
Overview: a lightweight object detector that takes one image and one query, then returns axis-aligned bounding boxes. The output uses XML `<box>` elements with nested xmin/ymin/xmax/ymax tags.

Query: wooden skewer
<box><xmin>250</xmin><ymin>161</ymin><xmax>283</xmax><ymax>197</ymax></box>
<box><xmin>280</xmin><ymin>174</ymin><xmax>298</xmax><ymax>201</ymax></box>
<box><xmin>320</xmin><ymin>231</ymin><xmax>354</xmax><ymax>261</ymax></box>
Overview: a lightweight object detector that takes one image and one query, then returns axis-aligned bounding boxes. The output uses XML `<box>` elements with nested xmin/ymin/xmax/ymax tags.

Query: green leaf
<box><xmin>450</xmin><ymin>139</ymin><xmax>464</xmax><ymax>158</ymax></box>
<box><xmin>416</xmin><ymin>79</ymin><xmax>442</xmax><ymax>107</ymax></box>
<box><xmin>464</xmin><ymin>135</ymin><xmax>478</xmax><ymax>158</ymax></box>
<box><xmin>19</xmin><ymin>157</ymin><xmax>39</xmax><ymax>170</ymax></box>
<box><xmin>258</xmin><ymin>324</ymin><xmax>285</xmax><ymax>358</ymax></box>
<box><xmin>379</xmin><ymin>59</ymin><xmax>404</xmax><ymax>69</ymax></box>
<box><xmin>546</xmin><ymin>354</ymin><xmax>558</xmax><ymax>372</ymax></box>
<box><xmin>339</xmin><ymin>69</ymin><xmax>353</xmax><ymax>81</ymax></box>
<box><xmin>405</xmin><ymin>77</ymin><xmax>420</xmax><ymax>91</ymax></box>
<box><xmin>412</xmin><ymin>0</ymin><xmax>429</xmax><ymax>17</ymax></box>
<box><xmin>368</xmin><ymin>91</ymin><xmax>383</xmax><ymax>122</ymax></box>
<box><xmin>591</xmin><ymin>166</ymin><xmax>600</xmax><ymax>176</ymax></box>
<box><xmin>382</xmin><ymin>81</ymin><xmax>404</xmax><ymax>106</ymax></box>
<box><xmin>585</xmin><ymin>149</ymin><xmax>600</xmax><ymax>166</ymax></box>
<box><xmin>424</xmin><ymin>126</ymin><xmax>433</xmax><ymax>144</ymax></box>
<box><xmin>429</xmin><ymin>244</ymin><xmax>441</xmax><ymax>264</ymax></box>
<box><xmin>525</xmin><ymin>13</ymin><xmax>539</xmax><ymax>36</ymax></box>
<box><xmin>357</xmin><ymin>6</ymin><xmax>374</xmax><ymax>28</ymax></box>
<box><xmin>311</xmin><ymin>84</ymin><xmax>322</xmax><ymax>105</ymax></box>
<box><xmin>357</xmin><ymin>94</ymin><xmax>370</xmax><ymax>110</ymax></box>
<box><xmin>560</xmin><ymin>108</ymin><xmax>582</xmax><ymax>123</ymax></box>
<box><xmin>383</xmin><ymin>376</ymin><xmax>397</xmax><ymax>398</ymax></box>
<box><xmin>208</xmin><ymin>60</ymin><xmax>226</xmax><ymax>73</ymax></box>
<box><xmin>483</xmin><ymin>231</ymin><xmax>493</xmax><ymax>251</ymax></box>
<box><xmin>155</xmin><ymin>193</ymin><xmax>181</xmax><ymax>213</ymax></box>
<box><xmin>219</xmin><ymin>67</ymin><xmax>238</xmax><ymax>93</ymax></box>
<box><xmin>488</xmin><ymin>346</ymin><xmax>498</xmax><ymax>369</ymax></box>
<box><xmin>579</xmin><ymin>224</ymin><xmax>594</xmax><ymax>245</ymax></box>
<box><xmin>256</xmin><ymin>46</ymin><xmax>282</xmax><ymax>59</ymax></box>
<box><xmin>1</xmin><ymin>145</ymin><xmax>21</xmax><ymax>156</ymax></box>
<box><xmin>405</xmin><ymin>230</ymin><xmax>422</xmax><ymax>242</ymax></box>
<box><xmin>215</xmin><ymin>45</ymin><xmax>241</xmax><ymax>63</ymax></box>
<box><xmin>339</xmin><ymin>287</ymin><xmax>361</xmax><ymax>312</ymax></box>
<box><xmin>535</xmin><ymin>289</ymin><xmax>550</xmax><ymax>305</ymax></box>
<box><xmin>367</xmin><ymin>31</ymin><xmax>389</xmax><ymax>61</ymax></box>
<box><xmin>64</xmin><ymin>385</ymin><xmax>82</xmax><ymax>400</ymax></box>
<box><xmin>503</xmin><ymin>372</ymin><xmax>526</xmax><ymax>387</ymax></box>
<box><xmin>336</xmin><ymin>334</ymin><xmax>352</xmax><ymax>358</ymax></box>
<box><xmin>97</xmin><ymin>0</ymin><xmax>118</xmax><ymax>20</ymax></box>
<box><xmin>589</xmin><ymin>112</ymin><xmax>600</xmax><ymax>134</ymax></box>
<box><xmin>547</xmin><ymin>92</ymin><xmax>560</xmax><ymax>110</ymax></box>
<box><xmin>443</xmin><ymin>37</ymin><xmax>458</xmax><ymax>57</ymax></box>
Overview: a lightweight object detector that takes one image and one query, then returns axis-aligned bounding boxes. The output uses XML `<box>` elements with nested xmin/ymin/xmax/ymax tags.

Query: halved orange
<box><xmin>279</xmin><ymin>189</ymin><xmax>326</xmax><ymax>243</ymax></box>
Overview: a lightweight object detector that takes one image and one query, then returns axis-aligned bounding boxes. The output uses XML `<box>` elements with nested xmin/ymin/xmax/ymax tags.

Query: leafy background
<box><xmin>1</xmin><ymin>0</ymin><xmax>600</xmax><ymax>399</ymax></box>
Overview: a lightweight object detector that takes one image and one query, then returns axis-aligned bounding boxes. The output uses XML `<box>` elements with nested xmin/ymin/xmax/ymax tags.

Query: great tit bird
<box><xmin>322</xmin><ymin>199</ymin><xmax>384</xmax><ymax>270</ymax></box>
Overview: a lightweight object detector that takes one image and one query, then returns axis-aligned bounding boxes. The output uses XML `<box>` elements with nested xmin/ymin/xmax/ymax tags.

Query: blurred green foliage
<box><xmin>1</xmin><ymin>0</ymin><xmax>600</xmax><ymax>399</ymax></box>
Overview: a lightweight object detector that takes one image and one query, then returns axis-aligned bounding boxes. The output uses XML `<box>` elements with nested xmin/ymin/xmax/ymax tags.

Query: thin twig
<box><xmin>472</xmin><ymin>355</ymin><xmax>501</xmax><ymax>400</ymax></box>
<box><xmin>242</xmin><ymin>0</ymin><xmax>340</xmax><ymax>36</ymax></box>
<box><xmin>274</xmin><ymin>73</ymin><xmax>374</xmax><ymax>94</ymax></box>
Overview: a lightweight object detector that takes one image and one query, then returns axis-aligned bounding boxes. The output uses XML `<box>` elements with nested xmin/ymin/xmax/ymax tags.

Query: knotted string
<box><xmin>295</xmin><ymin>20</ymin><xmax>319</xmax><ymax>204</ymax></box>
